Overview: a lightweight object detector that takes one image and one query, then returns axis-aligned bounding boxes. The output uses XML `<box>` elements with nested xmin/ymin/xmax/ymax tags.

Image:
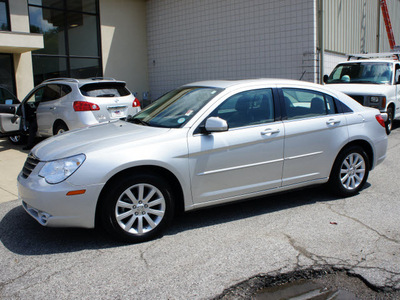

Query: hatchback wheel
<box><xmin>100</xmin><ymin>173</ymin><xmax>174</xmax><ymax>243</ymax></box>
<box><xmin>54</xmin><ymin>123</ymin><xmax>68</xmax><ymax>135</ymax></box>
<box><xmin>329</xmin><ymin>146</ymin><xmax>369</xmax><ymax>197</ymax></box>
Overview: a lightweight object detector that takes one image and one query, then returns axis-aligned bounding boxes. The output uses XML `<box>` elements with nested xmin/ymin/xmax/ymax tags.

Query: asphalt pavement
<box><xmin>0</xmin><ymin>126</ymin><xmax>399</xmax><ymax>299</ymax></box>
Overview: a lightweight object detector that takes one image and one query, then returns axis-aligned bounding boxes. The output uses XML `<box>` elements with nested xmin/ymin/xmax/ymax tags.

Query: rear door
<box><xmin>36</xmin><ymin>84</ymin><xmax>63</xmax><ymax>136</ymax></box>
<box><xmin>280</xmin><ymin>87</ymin><xmax>348</xmax><ymax>186</ymax></box>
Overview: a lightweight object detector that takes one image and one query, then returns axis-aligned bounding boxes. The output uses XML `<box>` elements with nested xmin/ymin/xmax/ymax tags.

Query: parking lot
<box><xmin>0</xmin><ymin>125</ymin><xmax>400</xmax><ymax>299</ymax></box>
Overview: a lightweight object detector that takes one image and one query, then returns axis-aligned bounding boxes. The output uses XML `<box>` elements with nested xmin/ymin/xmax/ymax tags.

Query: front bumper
<box><xmin>18</xmin><ymin>171</ymin><xmax>104</xmax><ymax>229</ymax></box>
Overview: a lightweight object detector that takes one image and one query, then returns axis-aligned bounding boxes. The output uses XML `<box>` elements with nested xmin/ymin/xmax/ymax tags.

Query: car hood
<box><xmin>32</xmin><ymin>121</ymin><xmax>171</xmax><ymax>161</ymax></box>
<box><xmin>325</xmin><ymin>83</ymin><xmax>392</xmax><ymax>96</ymax></box>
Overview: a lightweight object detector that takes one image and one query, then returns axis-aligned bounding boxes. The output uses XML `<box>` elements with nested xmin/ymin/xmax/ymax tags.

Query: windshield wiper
<box><xmin>130</xmin><ymin>118</ymin><xmax>149</xmax><ymax>126</ymax></box>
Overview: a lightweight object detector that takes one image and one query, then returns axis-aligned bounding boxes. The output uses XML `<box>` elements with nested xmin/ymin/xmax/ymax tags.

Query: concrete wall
<box><xmin>8</xmin><ymin>0</ymin><xmax>35</xmax><ymax>99</ymax></box>
<box><xmin>146</xmin><ymin>0</ymin><xmax>317</xmax><ymax>100</ymax></box>
<box><xmin>100</xmin><ymin>0</ymin><xmax>149</xmax><ymax>100</ymax></box>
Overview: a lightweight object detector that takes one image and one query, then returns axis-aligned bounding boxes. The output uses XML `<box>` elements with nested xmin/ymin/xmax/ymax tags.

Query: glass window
<box><xmin>32</xmin><ymin>56</ymin><xmax>68</xmax><ymax>84</ymax></box>
<box><xmin>42</xmin><ymin>84</ymin><xmax>61</xmax><ymax>102</ymax></box>
<box><xmin>212</xmin><ymin>89</ymin><xmax>274</xmax><ymax>128</ymax></box>
<box><xmin>61</xmin><ymin>85</ymin><xmax>72</xmax><ymax>96</ymax></box>
<box><xmin>283</xmin><ymin>89</ymin><xmax>336</xmax><ymax>120</ymax></box>
<box><xmin>67</xmin><ymin>0</ymin><xmax>97</xmax><ymax>13</ymax></box>
<box><xmin>69</xmin><ymin>57</ymin><xmax>101</xmax><ymax>78</ymax></box>
<box><xmin>0</xmin><ymin>1</ymin><xmax>10</xmax><ymax>31</ymax></box>
<box><xmin>0</xmin><ymin>54</ymin><xmax>16</xmax><ymax>95</ymax></box>
<box><xmin>29</xmin><ymin>7</ymin><xmax>66</xmax><ymax>55</ymax></box>
<box><xmin>80</xmin><ymin>82</ymin><xmax>131</xmax><ymax>97</ymax></box>
<box><xmin>130</xmin><ymin>87</ymin><xmax>222</xmax><ymax>128</ymax></box>
<box><xmin>29</xmin><ymin>0</ymin><xmax>101</xmax><ymax>84</ymax></box>
<box><xmin>326</xmin><ymin>62</ymin><xmax>393</xmax><ymax>84</ymax></box>
<box><xmin>67</xmin><ymin>13</ymin><xmax>98</xmax><ymax>56</ymax></box>
<box><xmin>28</xmin><ymin>0</ymin><xmax>64</xmax><ymax>9</ymax></box>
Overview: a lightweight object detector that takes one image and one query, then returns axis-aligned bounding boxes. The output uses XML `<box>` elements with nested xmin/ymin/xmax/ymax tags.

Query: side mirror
<box><xmin>323</xmin><ymin>74</ymin><xmax>329</xmax><ymax>83</ymax></box>
<box><xmin>204</xmin><ymin>117</ymin><xmax>228</xmax><ymax>133</ymax></box>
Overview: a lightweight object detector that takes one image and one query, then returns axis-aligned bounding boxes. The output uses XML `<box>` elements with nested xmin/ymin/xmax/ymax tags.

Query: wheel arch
<box><xmin>52</xmin><ymin>119</ymin><xmax>69</xmax><ymax>135</ymax></box>
<box><xmin>335</xmin><ymin>139</ymin><xmax>374</xmax><ymax>171</ymax></box>
<box><xmin>95</xmin><ymin>165</ymin><xmax>185</xmax><ymax>228</ymax></box>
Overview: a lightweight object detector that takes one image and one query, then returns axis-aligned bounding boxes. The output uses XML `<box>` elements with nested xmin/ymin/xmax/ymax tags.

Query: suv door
<box><xmin>0</xmin><ymin>87</ymin><xmax>20</xmax><ymax>135</ymax></box>
<box><xmin>35</xmin><ymin>84</ymin><xmax>62</xmax><ymax>136</ymax></box>
<box><xmin>280</xmin><ymin>88</ymin><xmax>348</xmax><ymax>186</ymax></box>
<box><xmin>395</xmin><ymin>63</ymin><xmax>400</xmax><ymax>118</ymax></box>
<box><xmin>188</xmin><ymin>88</ymin><xmax>284</xmax><ymax>205</ymax></box>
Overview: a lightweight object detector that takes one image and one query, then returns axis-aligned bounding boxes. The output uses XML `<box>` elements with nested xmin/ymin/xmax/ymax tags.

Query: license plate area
<box><xmin>108</xmin><ymin>105</ymin><xmax>127</xmax><ymax>118</ymax></box>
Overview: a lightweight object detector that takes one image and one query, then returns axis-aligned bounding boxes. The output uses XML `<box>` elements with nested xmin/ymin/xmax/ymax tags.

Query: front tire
<box><xmin>386</xmin><ymin>106</ymin><xmax>394</xmax><ymax>135</ymax></box>
<box><xmin>100</xmin><ymin>173</ymin><xmax>175</xmax><ymax>243</ymax></box>
<box><xmin>329</xmin><ymin>146</ymin><xmax>370</xmax><ymax>197</ymax></box>
<box><xmin>8</xmin><ymin>135</ymin><xmax>26</xmax><ymax>145</ymax></box>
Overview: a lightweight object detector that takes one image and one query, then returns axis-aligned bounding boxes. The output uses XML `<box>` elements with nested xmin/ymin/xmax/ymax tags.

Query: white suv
<box><xmin>0</xmin><ymin>78</ymin><xmax>141</xmax><ymax>143</ymax></box>
<box><xmin>324</xmin><ymin>53</ymin><xmax>400</xmax><ymax>134</ymax></box>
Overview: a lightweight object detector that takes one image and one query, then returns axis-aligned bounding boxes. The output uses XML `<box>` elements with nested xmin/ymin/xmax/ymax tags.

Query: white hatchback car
<box><xmin>18</xmin><ymin>79</ymin><xmax>388</xmax><ymax>243</ymax></box>
<box><xmin>0</xmin><ymin>77</ymin><xmax>140</xmax><ymax>143</ymax></box>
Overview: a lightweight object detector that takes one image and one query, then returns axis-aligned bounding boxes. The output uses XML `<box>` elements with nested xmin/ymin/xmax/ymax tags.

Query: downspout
<box><xmin>376</xmin><ymin>0</ymin><xmax>381</xmax><ymax>52</ymax></box>
<box><xmin>319</xmin><ymin>0</ymin><xmax>325</xmax><ymax>84</ymax></box>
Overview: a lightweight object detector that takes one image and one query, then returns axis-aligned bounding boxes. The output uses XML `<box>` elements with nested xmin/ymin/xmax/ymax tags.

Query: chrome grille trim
<box><xmin>22</xmin><ymin>154</ymin><xmax>40</xmax><ymax>179</ymax></box>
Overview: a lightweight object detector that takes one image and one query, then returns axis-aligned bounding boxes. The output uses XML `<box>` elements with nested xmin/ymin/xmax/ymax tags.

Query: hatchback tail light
<box><xmin>133</xmin><ymin>98</ymin><xmax>141</xmax><ymax>108</ymax></box>
<box><xmin>73</xmin><ymin>101</ymin><xmax>100</xmax><ymax>111</ymax></box>
<box><xmin>375</xmin><ymin>114</ymin><xmax>386</xmax><ymax>128</ymax></box>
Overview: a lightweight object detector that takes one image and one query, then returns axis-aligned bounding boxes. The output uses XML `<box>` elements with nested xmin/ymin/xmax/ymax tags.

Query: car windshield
<box><xmin>326</xmin><ymin>62</ymin><xmax>392</xmax><ymax>84</ymax></box>
<box><xmin>129</xmin><ymin>87</ymin><xmax>222</xmax><ymax>128</ymax></box>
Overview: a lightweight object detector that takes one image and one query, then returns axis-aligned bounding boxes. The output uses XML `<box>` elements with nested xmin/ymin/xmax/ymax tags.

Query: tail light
<box><xmin>73</xmin><ymin>101</ymin><xmax>100</xmax><ymax>111</ymax></box>
<box><xmin>132</xmin><ymin>98</ymin><xmax>141</xmax><ymax>108</ymax></box>
<box><xmin>375</xmin><ymin>114</ymin><xmax>386</xmax><ymax>128</ymax></box>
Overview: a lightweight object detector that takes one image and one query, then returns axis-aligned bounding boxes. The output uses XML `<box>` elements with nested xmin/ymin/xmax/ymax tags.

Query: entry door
<box><xmin>187</xmin><ymin>88</ymin><xmax>284</xmax><ymax>205</ymax></box>
<box><xmin>281</xmin><ymin>88</ymin><xmax>348</xmax><ymax>186</ymax></box>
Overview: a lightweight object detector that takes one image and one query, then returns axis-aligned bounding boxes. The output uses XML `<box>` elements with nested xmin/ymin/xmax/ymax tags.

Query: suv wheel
<box><xmin>54</xmin><ymin>123</ymin><xmax>68</xmax><ymax>135</ymax></box>
<box><xmin>100</xmin><ymin>173</ymin><xmax>175</xmax><ymax>243</ymax></box>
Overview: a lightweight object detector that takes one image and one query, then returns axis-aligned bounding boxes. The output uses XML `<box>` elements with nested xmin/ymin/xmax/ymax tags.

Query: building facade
<box><xmin>0</xmin><ymin>0</ymin><xmax>399</xmax><ymax>102</ymax></box>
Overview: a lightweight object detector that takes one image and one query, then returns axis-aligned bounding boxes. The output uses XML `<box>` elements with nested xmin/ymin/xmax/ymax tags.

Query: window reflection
<box><xmin>67</xmin><ymin>0</ymin><xmax>96</xmax><ymax>13</ymax></box>
<box><xmin>70</xmin><ymin>58</ymin><xmax>101</xmax><ymax>78</ymax></box>
<box><xmin>28</xmin><ymin>0</ymin><xmax>64</xmax><ymax>9</ymax></box>
<box><xmin>68</xmin><ymin>13</ymin><xmax>98</xmax><ymax>56</ymax></box>
<box><xmin>0</xmin><ymin>1</ymin><xmax>10</xmax><ymax>31</ymax></box>
<box><xmin>32</xmin><ymin>56</ymin><xmax>68</xmax><ymax>85</ymax></box>
<box><xmin>29</xmin><ymin>6</ymin><xmax>66</xmax><ymax>55</ymax></box>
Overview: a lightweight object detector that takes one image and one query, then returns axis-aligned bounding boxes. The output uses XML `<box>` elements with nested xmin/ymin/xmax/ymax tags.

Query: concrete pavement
<box><xmin>0</xmin><ymin>138</ymin><xmax>28</xmax><ymax>203</ymax></box>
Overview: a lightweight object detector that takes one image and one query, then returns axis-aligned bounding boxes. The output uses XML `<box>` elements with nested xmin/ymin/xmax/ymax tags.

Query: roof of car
<box><xmin>182</xmin><ymin>78</ymin><xmax>322</xmax><ymax>89</ymax></box>
<box><xmin>41</xmin><ymin>77</ymin><xmax>126</xmax><ymax>87</ymax></box>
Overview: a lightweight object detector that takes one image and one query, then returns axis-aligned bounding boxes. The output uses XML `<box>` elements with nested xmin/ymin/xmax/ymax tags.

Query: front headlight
<box><xmin>39</xmin><ymin>154</ymin><xmax>86</xmax><ymax>184</ymax></box>
<box><xmin>370</xmin><ymin>96</ymin><xmax>380</xmax><ymax>103</ymax></box>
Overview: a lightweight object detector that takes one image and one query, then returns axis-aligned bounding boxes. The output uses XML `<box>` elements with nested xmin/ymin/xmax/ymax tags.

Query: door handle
<box><xmin>326</xmin><ymin>119</ymin><xmax>340</xmax><ymax>126</ymax></box>
<box><xmin>49</xmin><ymin>107</ymin><xmax>56</xmax><ymax>110</ymax></box>
<box><xmin>261</xmin><ymin>128</ymin><xmax>280</xmax><ymax>136</ymax></box>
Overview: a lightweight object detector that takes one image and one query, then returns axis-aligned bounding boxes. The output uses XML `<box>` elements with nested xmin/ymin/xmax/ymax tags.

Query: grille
<box><xmin>349</xmin><ymin>95</ymin><xmax>364</xmax><ymax>105</ymax></box>
<box><xmin>21</xmin><ymin>154</ymin><xmax>40</xmax><ymax>179</ymax></box>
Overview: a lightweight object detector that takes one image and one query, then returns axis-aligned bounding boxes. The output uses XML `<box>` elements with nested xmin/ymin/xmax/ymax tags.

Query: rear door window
<box><xmin>80</xmin><ymin>83</ymin><xmax>131</xmax><ymax>97</ymax></box>
<box><xmin>282</xmin><ymin>88</ymin><xmax>339</xmax><ymax>120</ymax></box>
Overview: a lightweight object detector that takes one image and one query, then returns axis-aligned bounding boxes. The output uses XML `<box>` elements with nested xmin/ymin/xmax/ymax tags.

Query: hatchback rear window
<box><xmin>80</xmin><ymin>82</ymin><xmax>131</xmax><ymax>97</ymax></box>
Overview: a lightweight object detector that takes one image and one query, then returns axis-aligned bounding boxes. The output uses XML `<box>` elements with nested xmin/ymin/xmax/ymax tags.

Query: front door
<box><xmin>188</xmin><ymin>88</ymin><xmax>284</xmax><ymax>205</ymax></box>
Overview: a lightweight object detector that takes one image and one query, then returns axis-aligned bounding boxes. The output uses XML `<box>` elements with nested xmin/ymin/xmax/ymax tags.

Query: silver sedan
<box><xmin>18</xmin><ymin>79</ymin><xmax>388</xmax><ymax>243</ymax></box>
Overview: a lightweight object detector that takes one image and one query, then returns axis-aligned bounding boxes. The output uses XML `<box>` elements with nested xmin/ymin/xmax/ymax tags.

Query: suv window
<box><xmin>211</xmin><ymin>89</ymin><xmax>274</xmax><ymax>128</ymax></box>
<box><xmin>80</xmin><ymin>82</ymin><xmax>131</xmax><ymax>97</ymax></box>
<box><xmin>42</xmin><ymin>84</ymin><xmax>62</xmax><ymax>102</ymax></box>
<box><xmin>282</xmin><ymin>89</ymin><xmax>338</xmax><ymax>120</ymax></box>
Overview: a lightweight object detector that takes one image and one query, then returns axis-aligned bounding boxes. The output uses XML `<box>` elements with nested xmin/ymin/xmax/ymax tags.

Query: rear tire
<box><xmin>100</xmin><ymin>173</ymin><xmax>175</xmax><ymax>243</ymax></box>
<box><xmin>54</xmin><ymin>123</ymin><xmax>68</xmax><ymax>135</ymax></box>
<box><xmin>329</xmin><ymin>146</ymin><xmax>370</xmax><ymax>197</ymax></box>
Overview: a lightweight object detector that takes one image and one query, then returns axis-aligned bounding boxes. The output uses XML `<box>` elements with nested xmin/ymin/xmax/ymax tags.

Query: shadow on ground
<box><xmin>0</xmin><ymin>184</ymin><xmax>351</xmax><ymax>256</ymax></box>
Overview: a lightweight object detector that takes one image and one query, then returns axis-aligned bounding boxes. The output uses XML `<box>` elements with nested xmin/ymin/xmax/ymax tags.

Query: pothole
<box><xmin>215</xmin><ymin>268</ymin><xmax>400</xmax><ymax>299</ymax></box>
